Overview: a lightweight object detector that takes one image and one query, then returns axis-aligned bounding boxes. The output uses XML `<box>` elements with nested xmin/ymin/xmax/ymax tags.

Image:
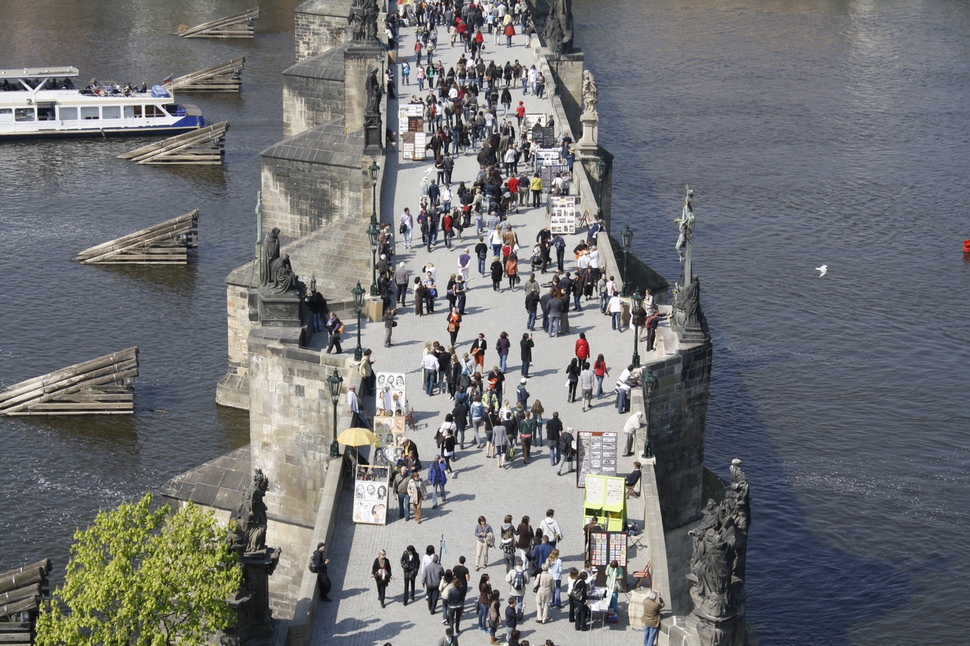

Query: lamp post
<box><xmin>369</xmin><ymin>161</ymin><xmax>380</xmax><ymax>296</ymax></box>
<box><xmin>621</xmin><ymin>224</ymin><xmax>633</xmax><ymax>297</ymax></box>
<box><xmin>596</xmin><ymin>158</ymin><xmax>606</xmax><ymax>219</ymax></box>
<box><xmin>327</xmin><ymin>368</ymin><xmax>343</xmax><ymax>458</ymax></box>
<box><xmin>640</xmin><ymin>366</ymin><xmax>658</xmax><ymax>459</ymax></box>
<box><xmin>352</xmin><ymin>281</ymin><xmax>365</xmax><ymax>361</ymax></box>
<box><xmin>631</xmin><ymin>290</ymin><xmax>643</xmax><ymax>368</ymax></box>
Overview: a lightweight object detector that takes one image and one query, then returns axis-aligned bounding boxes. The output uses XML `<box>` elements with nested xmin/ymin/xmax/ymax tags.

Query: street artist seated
<box><xmin>625</xmin><ymin>461</ymin><xmax>642</xmax><ymax>498</ymax></box>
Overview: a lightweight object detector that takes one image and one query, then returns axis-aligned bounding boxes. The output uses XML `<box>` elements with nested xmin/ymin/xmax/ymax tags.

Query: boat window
<box><xmin>37</xmin><ymin>103</ymin><xmax>56</xmax><ymax>121</ymax></box>
<box><xmin>102</xmin><ymin>106</ymin><xmax>121</xmax><ymax>119</ymax></box>
<box><xmin>123</xmin><ymin>105</ymin><xmax>143</xmax><ymax>118</ymax></box>
<box><xmin>80</xmin><ymin>106</ymin><xmax>99</xmax><ymax>120</ymax></box>
<box><xmin>59</xmin><ymin>106</ymin><xmax>78</xmax><ymax>120</ymax></box>
<box><xmin>144</xmin><ymin>105</ymin><xmax>166</xmax><ymax>118</ymax></box>
<box><xmin>0</xmin><ymin>108</ymin><xmax>12</xmax><ymax>123</ymax></box>
<box><xmin>14</xmin><ymin>107</ymin><xmax>35</xmax><ymax>122</ymax></box>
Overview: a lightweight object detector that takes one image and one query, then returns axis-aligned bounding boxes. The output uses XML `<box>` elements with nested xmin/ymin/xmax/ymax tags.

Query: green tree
<box><xmin>36</xmin><ymin>494</ymin><xmax>242</xmax><ymax>646</ymax></box>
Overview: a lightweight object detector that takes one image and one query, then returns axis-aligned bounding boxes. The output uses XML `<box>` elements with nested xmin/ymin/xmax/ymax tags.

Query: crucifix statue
<box><xmin>675</xmin><ymin>184</ymin><xmax>695</xmax><ymax>282</ymax></box>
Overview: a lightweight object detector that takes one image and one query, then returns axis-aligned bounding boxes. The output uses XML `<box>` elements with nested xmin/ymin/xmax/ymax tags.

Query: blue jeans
<box><xmin>553</xmin><ymin>579</ymin><xmax>562</xmax><ymax>606</ymax></box>
<box><xmin>478</xmin><ymin>256</ymin><xmax>486</xmax><ymax>275</ymax></box>
<box><xmin>432</xmin><ymin>482</ymin><xmax>446</xmax><ymax>506</ymax></box>
<box><xmin>425</xmin><ymin>369</ymin><xmax>436</xmax><ymax>395</ymax></box>
<box><xmin>548</xmin><ymin>441</ymin><xmax>560</xmax><ymax>465</ymax></box>
<box><xmin>521</xmin><ymin>361</ymin><xmax>530</xmax><ymax>377</ymax></box>
<box><xmin>526</xmin><ymin>310</ymin><xmax>537</xmax><ymax>330</ymax></box>
<box><xmin>573</xmin><ymin>293</ymin><xmax>582</xmax><ymax>310</ymax></box>
<box><xmin>595</xmin><ymin>375</ymin><xmax>605</xmax><ymax>398</ymax></box>
<box><xmin>499</xmin><ymin>353</ymin><xmax>508</xmax><ymax>373</ymax></box>
<box><xmin>312</xmin><ymin>312</ymin><xmax>323</xmax><ymax>332</ymax></box>
<box><xmin>513</xmin><ymin>594</ymin><xmax>524</xmax><ymax>620</ymax></box>
<box><xmin>398</xmin><ymin>493</ymin><xmax>411</xmax><ymax>520</ymax></box>
<box><xmin>617</xmin><ymin>388</ymin><xmax>629</xmax><ymax>413</ymax></box>
<box><xmin>478</xmin><ymin>603</ymin><xmax>489</xmax><ymax>631</ymax></box>
<box><xmin>643</xmin><ymin>626</ymin><xmax>660</xmax><ymax>646</ymax></box>
<box><xmin>612</xmin><ymin>312</ymin><xmax>621</xmax><ymax>330</ymax></box>
<box><xmin>549</xmin><ymin>316</ymin><xmax>561</xmax><ymax>337</ymax></box>
<box><xmin>600</xmin><ymin>293</ymin><xmax>608</xmax><ymax>313</ymax></box>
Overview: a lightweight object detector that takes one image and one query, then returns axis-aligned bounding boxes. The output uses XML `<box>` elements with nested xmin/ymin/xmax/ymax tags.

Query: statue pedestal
<box><xmin>364</xmin><ymin>111</ymin><xmax>383</xmax><ymax>155</ymax></box>
<box><xmin>576</xmin><ymin>112</ymin><xmax>598</xmax><ymax>155</ymax></box>
<box><xmin>221</xmin><ymin>547</ymin><xmax>281</xmax><ymax>646</ymax></box>
<box><xmin>257</xmin><ymin>290</ymin><xmax>302</xmax><ymax>327</ymax></box>
<box><xmin>344</xmin><ymin>45</ymin><xmax>383</xmax><ymax>136</ymax></box>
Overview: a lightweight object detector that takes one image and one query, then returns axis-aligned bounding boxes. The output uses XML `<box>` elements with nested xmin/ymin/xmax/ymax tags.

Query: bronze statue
<box><xmin>543</xmin><ymin>0</ymin><xmax>574</xmax><ymax>54</ymax></box>
<box><xmin>349</xmin><ymin>0</ymin><xmax>379</xmax><ymax>43</ymax></box>
<box><xmin>269</xmin><ymin>253</ymin><xmax>299</xmax><ymax>294</ymax></box>
<box><xmin>259</xmin><ymin>228</ymin><xmax>280</xmax><ymax>287</ymax></box>
<box><xmin>365</xmin><ymin>67</ymin><xmax>384</xmax><ymax>115</ymax></box>
<box><xmin>675</xmin><ymin>187</ymin><xmax>695</xmax><ymax>263</ymax></box>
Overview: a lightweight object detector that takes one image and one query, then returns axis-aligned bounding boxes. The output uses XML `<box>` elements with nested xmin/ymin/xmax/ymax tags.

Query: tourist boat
<box><xmin>0</xmin><ymin>66</ymin><xmax>205</xmax><ymax>139</ymax></box>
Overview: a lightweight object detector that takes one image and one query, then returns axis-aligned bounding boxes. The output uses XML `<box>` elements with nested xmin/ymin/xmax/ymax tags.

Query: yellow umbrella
<box><xmin>337</xmin><ymin>426</ymin><xmax>380</xmax><ymax>447</ymax></box>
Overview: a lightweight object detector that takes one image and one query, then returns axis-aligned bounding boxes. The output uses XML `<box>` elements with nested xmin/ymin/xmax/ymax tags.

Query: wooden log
<box><xmin>0</xmin><ymin>349</ymin><xmax>137</xmax><ymax>416</ymax></box>
<box><xmin>118</xmin><ymin>122</ymin><xmax>228</xmax><ymax>162</ymax></box>
<box><xmin>0</xmin><ymin>560</ymin><xmax>50</xmax><ymax>595</ymax></box>
<box><xmin>76</xmin><ymin>211</ymin><xmax>197</xmax><ymax>264</ymax></box>
<box><xmin>177</xmin><ymin>8</ymin><xmax>260</xmax><ymax>39</ymax></box>
<box><xmin>0</xmin><ymin>633</ymin><xmax>32</xmax><ymax>644</ymax></box>
<box><xmin>0</xmin><ymin>597</ymin><xmax>37</xmax><ymax>620</ymax></box>
<box><xmin>166</xmin><ymin>57</ymin><xmax>245</xmax><ymax>93</ymax></box>
<box><xmin>0</xmin><ymin>585</ymin><xmax>40</xmax><ymax>606</ymax></box>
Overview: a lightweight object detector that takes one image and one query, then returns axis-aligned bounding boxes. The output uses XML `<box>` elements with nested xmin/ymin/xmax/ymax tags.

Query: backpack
<box><xmin>308</xmin><ymin>555</ymin><xmax>318</xmax><ymax>573</ymax></box>
<box><xmin>502</xmin><ymin>529</ymin><xmax>515</xmax><ymax>554</ymax></box>
<box><xmin>512</xmin><ymin>569</ymin><xmax>525</xmax><ymax>592</ymax></box>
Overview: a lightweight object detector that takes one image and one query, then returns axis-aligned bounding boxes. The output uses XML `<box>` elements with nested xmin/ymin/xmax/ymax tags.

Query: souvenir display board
<box><xmin>586</xmin><ymin>530</ymin><xmax>629</xmax><ymax>587</ymax></box>
<box><xmin>376</xmin><ymin>372</ymin><xmax>407</xmax><ymax>415</ymax></box>
<box><xmin>523</xmin><ymin>113</ymin><xmax>547</xmax><ymax>130</ymax></box>
<box><xmin>538</xmin><ymin>161</ymin><xmax>568</xmax><ymax>190</ymax></box>
<box><xmin>583</xmin><ymin>474</ymin><xmax>627</xmax><ymax>532</ymax></box>
<box><xmin>352</xmin><ymin>464</ymin><xmax>391</xmax><ymax>525</ymax></box>
<box><xmin>576</xmin><ymin>431</ymin><xmax>619</xmax><ymax>486</ymax></box>
<box><xmin>530</xmin><ymin>123</ymin><xmax>556</xmax><ymax>148</ymax></box>
<box><xmin>399</xmin><ymin>104</ymin><xmax>426</xmax><ymax>160</ymax></box>
<box><xmin>549</xmin><ymin>195</ymin><xmax>577</xmax><ymax>234</ymax></box>
<box><xmin>374</xmin><ymin>414</ymin><xmax>408</xmax><ymax>464</ymax></box>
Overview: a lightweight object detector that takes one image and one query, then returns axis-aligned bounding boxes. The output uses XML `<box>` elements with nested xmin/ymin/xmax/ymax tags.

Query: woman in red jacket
<box><xmin>574</xmin><ymin>332</ymin><xmax>590</xmax><ymax>363</ymax></box>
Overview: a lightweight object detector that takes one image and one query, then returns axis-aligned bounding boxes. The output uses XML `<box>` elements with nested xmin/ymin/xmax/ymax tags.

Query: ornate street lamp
<box><xmin>351</xmin><ymin>281</ymin><xmax>366</xmax><ymax>361</ymax></box>
<box><xmin>327</xmin><ymin>368</ymin><xmax>343</xmax><ymax>458</ymax></box>
<box><xmin>596</xmin><ymin>157</ymin><xmax>607</xmax><ymax>220</ymax></box>
<box><xmin>640</xmin><ymin>366</ymin><xmax>658</xmax><ymax>459</ymax></box>
<box><xmin>631</xmin><ymin>290</ymin><xmax>643</xmax><ymax>368</ymax></box>
<box><xmin>621</xmin><ymin>224</ymin><xmax>633</xmax><ymax>297</ymax></box>
<box><xmin>369</xmin><ymin>161</ymin><xmax>380</xmax><ymax>295</ymax></box>
<box><xmin>368</xmin><ymin>219</ymin><xmax>380</xmax><ymax>297</ymax></box>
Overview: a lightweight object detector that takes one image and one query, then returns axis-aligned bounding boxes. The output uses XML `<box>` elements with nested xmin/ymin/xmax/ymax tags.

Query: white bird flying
<box><xmin>816</xmin><ymin>265</ymin><xmax>827</xmax><ymax>277</ymax></box>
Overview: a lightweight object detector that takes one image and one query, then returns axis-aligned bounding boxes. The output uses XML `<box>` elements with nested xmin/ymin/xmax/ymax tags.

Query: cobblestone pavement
<box><xmin>309</xmin><ymin>25</ymin><xmax>663</xmax><ymax>646</ymax></box>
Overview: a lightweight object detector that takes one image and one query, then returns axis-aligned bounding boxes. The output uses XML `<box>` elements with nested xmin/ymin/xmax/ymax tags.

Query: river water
<box><xmin>1</xmin><ymin>1</ymin><xmax>968</xmax><ymax>644</ymax></box>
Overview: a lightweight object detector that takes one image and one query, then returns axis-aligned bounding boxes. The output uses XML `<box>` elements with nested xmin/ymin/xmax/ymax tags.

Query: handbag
<box><xmin>400</xmin><ymin>223</ymin><xmax>407</xmax><ymax>234</ymax></box>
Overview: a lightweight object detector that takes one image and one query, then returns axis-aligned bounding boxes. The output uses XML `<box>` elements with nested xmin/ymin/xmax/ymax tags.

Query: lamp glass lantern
<box><xmin>351</xmin><ymin>281</ymin><xmax>365</xmax><ymax>361</ymax></box>
<box><xmin>621</xmin><ymin>225</ymin><xmax>633</xmax><ymax>296</ymax></box>
<box><xmin>367</xmin><ymin>220</ymin><xmax>380</xmax><ymax>296</ymax></box>
<box><xmin>327</xmin><ymin>369</ymin><xmax>343</xmax><ymax>458</ymax></box>
<box><xmin>640</xmin><ymin>367</ymin><xmax>658</xmax><ymax>459</ymax></box>
<box><xmin>631</xmin><ymin>290</ymin><xmax>644</xmax><ymax>368</ymax></box>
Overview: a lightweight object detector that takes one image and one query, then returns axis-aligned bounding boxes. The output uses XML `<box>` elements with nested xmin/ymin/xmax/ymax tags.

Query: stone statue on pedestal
<box><xmin>232</xmin><ymin>469</ymin><xmax>269</xmax><ymax>554</ymax></box>
<box><xmin>268</xmin><ymin>254</ymin><xmax>300</xmax><ymax>294</ymax></box>
<box><xmin>349</xmin><ymin>0</ymin><xmax>380</xmax><ymax>43</ymax></box>
<box><xmin>366</xmin><ymin>67</ymin><xmax>384</xmax><ymax>116</ymax></box>
<box><xmin>582</xmin><ymin>70</ymin><xmax>598</xmax><ymax>117</ymax></box>
<box><xmin>686</xmin><ymin>459</ymin><xmax>752</xmax><ymax>646</ymax></box>
<box><xmin>543</xmin><ymin>0</ymin><xmax>574</xmax><ymax>54</ymax></box>
<box><xmin>675</xmin><ymin>185</ymin><xmax>695</xmax><ymax>263</ymax></box>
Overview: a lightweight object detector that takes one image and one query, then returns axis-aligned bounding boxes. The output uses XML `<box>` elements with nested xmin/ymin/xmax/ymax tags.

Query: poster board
<box><xmin>413</xmin><ymin>131</ymin><xmax>427</xmax><ymax>161</ymax></box>
<box><xmin>530</xmin><ymin>123</ymin><xmax>556</xmax><ymax>149</ymax></box>
<box><xmin>576</xmin><ymin>431</ymin><xmax>619</xmax><ymax>487</ymax></box>
<box><xmin>352</xmin><ymin>464</ymin><xmax>391</xmax><ymax>525</ymax></box>
<box><xmin>399</xmin><ymin>106</ymin><xmax>426</xmax><ymax>161</ymax></box>
<box><xmin>538</xmin><ymin>162</ymin><xmax>568</xmax><ymax>190</ymax></box>
<box><xmin>523</xmin><ymin>113</ymin><xmax>547</xmax><ymax>130</ymax></box>
<box><xmin>586</xmin><ymin>530</ymin><xmax>629</xmax><ymax>587</ymax></box>
<box><xmin>374</xmin><ymin>414</ymin><xmax>408</xmax><ymax>464</ymax></box>
<box><xmin>583</xmin><ymin>474</ymin><xmax>627</xmax><ymax>532</ymax></box>
<box><xmin>376</xmin><ymin>372</ymin><xmax>407</xmax><ymax>415</ymax></box>
<box><xmin>549</xmin><ymin>196</ymin><xmax>576</xmax><ymax>234</ymax></box>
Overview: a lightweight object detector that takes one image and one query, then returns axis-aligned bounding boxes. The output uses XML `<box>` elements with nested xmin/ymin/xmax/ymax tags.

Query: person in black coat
<box><xmin>401</xmin><ymin>545</ymin><xmax>420</xmax><ymax>605</ymax></box>
<box><xmin>490</xmin><ymin>257</ymin><xmax>504</xmax><ymax>291</ymax></box>
<box><xmin>312</xmin><ymin>542</ymin><xmax>332</xmax><ymax>602</ymax></box>
<box><xmin>372</xmin><ymin>550</ymin><xmax>393</xmax><ymax>608</ymax></box>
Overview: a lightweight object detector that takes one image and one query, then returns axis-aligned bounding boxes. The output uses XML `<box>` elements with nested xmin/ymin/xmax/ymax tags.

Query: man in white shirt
<box><xmin>348</xmin><ymin>385</ymin><xmax>370</xmax><ymax>428</ymax></box>
<box><xmin>615</xmin><ymin>365</ymin><xmax>638</xmax><ymax>414</ymax></box>
<box><xmin>422</xmin><ymin>352</ymin><xmax>441</xmax><ymax>396</ymax></box>
<box><xmin>538</xmin><ymin>509</ymin><xmax>563</xmax><ymax>549</ymax></box>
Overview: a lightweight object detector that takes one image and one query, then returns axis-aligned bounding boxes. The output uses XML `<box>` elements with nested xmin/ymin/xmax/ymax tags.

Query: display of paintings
<box><xmin>549</xmin><ymin>196</ymin><xmax>577</xmax><ymax>234</ymax></box>
<box><xmin>523</xmin><ymin>113</ymin><xmax>547</xmax><ymax>130</ymax></box>
<box><xmin>353</xmin><ymin>464</ymin><xmax>390</xmax><ymax>525</ymax></box>
<box><xmin>376</xmin><ymin>372</ymin><xmax>406</xmax><ymax>416</ymax></box>
<box><xmin>576</xmin><ymin>431</ymin><xmax>619</xmax><ymax>487</ymax></box>
<box><xmin>586</xmin><ymin>530</ymin><xmax>628</xmax><ymax>587</ymax></box>
<box><xmin>399</xmin><ymin>106</ymin><xmax>425</xmax><ymax>160</ymax></box>
<box><xmin>413</xmin><ymin>131</ymin><xmax>427</xmax><ymax>161</ymax></box>
<box><xmin>374</xmin><ymin>415</ymin><xmax>408</xmax><ymax>462</ymax></box>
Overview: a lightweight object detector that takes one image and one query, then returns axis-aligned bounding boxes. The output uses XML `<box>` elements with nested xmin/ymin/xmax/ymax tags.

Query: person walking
<box><xmin>545</xmin><ymin>412</ymin><xmax>562</xmax><ymax>466</ymax></box>
<box><xmin>499</xmin><ymin>515</ymin><xmax>517</xmax><ymax>572</ymax></box>
<box><xmin>548</xmin><ymin>549</ymin><xmax>564</xmax><ymax>608</ymax></box>
<box><xmin>372</xmin><ymin>550</ymin><xmax>393</xmax><ymax>608</ymax></box>
<box><xmin>538</xmin><ymin>509</ymin><xmax>563</xmax><ymax>549</ymax></box>
<box><xmin>438</xmin><ymin>627</ymin><xmax>459</xmax><ymax>646</ymax></box>
<box><xmin>384</xmin><ymin>306</ymin><xmax>397</xmax><ymax>348</ymax></box>
<box><xmin>571</xmin><ymin>571</ymin><xmax>590</xmax><ymax>631</ymax></box>
<box><xmin>518</xmin><ymin>411</ymin><xmax>535</xmax><ymax>464</ymax></box>
<box><xmin>557</xmin><ymin>427</ymin><xmax>575</xmax><ymax>476</ymax></box>
<box><xmin>391</xmin><ymin>465</ymin><xmax>411</xmax><ymax>521</ymax></box>
<box><xmin>530</xmin><ymin>173</ymin><xmax>543</xmax><ymax>208</ymax></box>
<box><xmin>446</xmin><ymin>575</ymin><xmax>465</xmax><ymax>634</ymax></box>
<box><xmin>593</xmin><ymin>354</ymin><xmax>609</xmax><ymax>398</ymax></box>
<box><xmin>447</xmin><ymin>307</ymin><xmax>463</xmax><ymax>346</ymax></box>
<box><xmin>394</xmin><ymin>261</ymin><xmax>410</xmax><ymax>304</ymax></box>
<box><xmin>493</xmin><ymin>415</ymin><xmax>510</xmax><ymax>468</ymax></box>
<box><xmin>505</xmin><ymin>557</ymin><xmax>530</xmax><ymax>622</ymax></box>
<box><xmin>311</xmin><ymin>542</ymin><xmax>332</xmax><ymax>602</ymax></box>
<box><xmin>487</xmin><ymin>590</ymin><xmax>502</xmax><ymax>644</ymax></box>
<box><xmin>642</xmin><ymin>589</ymin><xmax>665</xmax><ymax>646</ymax></box>
<box><xmin>407</xmin><ymin>470</ymin><xmax>427</xmax><ymax>524</ymax></box>
<box><xmin>496</xmin><ymin>331</ymin><xmax>511</xmax><ymax>373</ymax></box>
<box><xmin>534</xmin><ymin>563</ymin><xmax>554</xmax><ymax>624</ymax></box>
<box><xmin>477</xmin><ymin>574</ymin><xmax>493</xmax><ymax>632</ymax></box>
<box><xmin>423</xmin><ymin>554</ymin><xmax>446</xmax><ymax>614</ymax></box>
<box><xmin>470</xmin><ymin>396</ymin><xmax>487</xmax><ymax>449</ymax></box>
<box><xmin>519</xmin><ymin>333</ymin><xmax>534</xmax><ymax>377</ymax></box>
<box><xmin>565</xmin><ymin>358</ymin><xmax>580</xmax><ymax>403</ymax></box>
<box><xmin>579</xmin><ymin>361</ymin><xmax>595</xmax><ymax>412</ymax></box>
<box><xmin>490</xmin><ymin>256</ymin><xmax>504</xmax><ymax>291</ymax></box>
<box><xmin>575</xmin><ymin>332</ymin><xmax>590</xmax><ymax>363</ymax></box>
<box><xmin>608</xmin><ymin>291</ymin><xmax>624</xmax><ymax>331</ymax></box>
<box><xmin>475</xmin><ymin>516</ymin><xmax>494</xmax><ymax>571</ymax></box>
<box><xmin>429</xmin><ymin>456</ymin><xmax>449</xmax><ymax>507</ymax></box>
<box><xmin>401</xmin><ymin>545</ymin><xmax>420</xmax><ymax>605</ymax></box>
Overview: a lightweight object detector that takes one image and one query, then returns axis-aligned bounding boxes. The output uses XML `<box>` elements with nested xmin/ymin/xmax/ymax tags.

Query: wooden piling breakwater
<box><xmin>176</xmin><ymin>7</ymin><xmax>260</xmax><ymax>38</ymax></box>
<box><xmin>75</xmin><ymin>211</ymin><xmax>199</xmax><ymax>265</ymax></box>
<box><xmin>0</xmin><ymin>558</ymin><xmax>52</xmax><ymax>641</ymax></box>
<box><xmin>117</xmin><ymin>122</ymin><xmax>228</xmax><ymax>165</ymax></box>
<box><xmin>164</xmin><ymin>57</ymin><xmax>245</xmax><ymax>92</ymax></box>
<box><xmin>0</xmin><ymin>348</ymin><xmax>138</xmax><ymax>416</ymax></box>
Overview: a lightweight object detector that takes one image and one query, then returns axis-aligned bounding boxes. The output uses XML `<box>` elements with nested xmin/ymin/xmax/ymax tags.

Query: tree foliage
<box><xmin>36</xmin><ymin>494</ymin><xmax>242</xmax><ymax>646</ymax></box>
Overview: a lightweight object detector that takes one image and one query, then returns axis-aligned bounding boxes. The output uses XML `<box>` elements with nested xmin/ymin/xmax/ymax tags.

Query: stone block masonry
<box><xmin>294</xmin><ymin>0</ymin><xmax>354</xmax><ymax>62</ymax></box>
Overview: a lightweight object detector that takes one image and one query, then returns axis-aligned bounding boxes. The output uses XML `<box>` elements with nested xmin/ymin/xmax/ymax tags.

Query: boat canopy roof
<box><xmin>0</xmin><ymin>67</ymin><xmax>79</xmax><ymax>80</ymax></box>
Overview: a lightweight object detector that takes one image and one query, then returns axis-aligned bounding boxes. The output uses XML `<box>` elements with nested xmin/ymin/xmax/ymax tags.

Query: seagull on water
<box><xmin>816</xmin><ymin>265</ymin><xmax>828</xmax><ymax>277</ymax></box>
